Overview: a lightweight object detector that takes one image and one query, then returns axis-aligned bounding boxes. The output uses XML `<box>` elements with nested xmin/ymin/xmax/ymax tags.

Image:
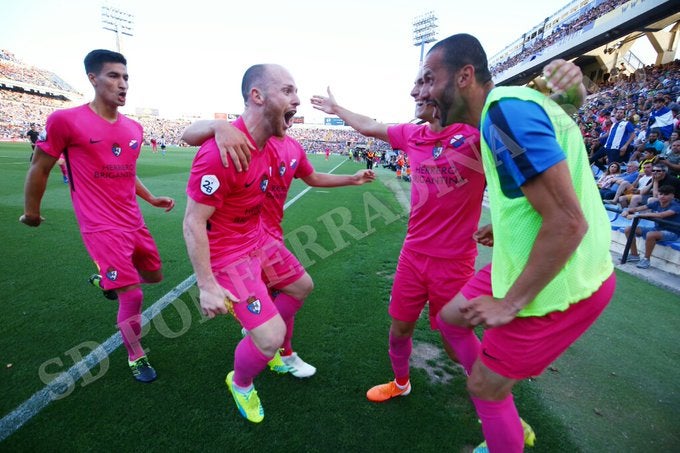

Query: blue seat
<box><xmin>667</xmin><ymin>242</ymin><xmax>680</xmax><ymax>251</ymax></box>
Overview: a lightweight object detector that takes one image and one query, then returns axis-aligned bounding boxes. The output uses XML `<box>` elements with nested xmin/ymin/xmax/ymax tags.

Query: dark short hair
<box><xmin>658</xmin><ymin>185</ymin><xmax>676</xmax><ymax>195</ymax></box>
<box><xmin>428</xmin><ymin>34</ymin><xmax>493</xmax><ymax>84</ymax></box>
<box><xmin>241</xmin><ymin>64</ymin><xmax>269</xmax><ymax>104</ymax></box>
<box><xmin>84</xmin><ymin>49</ymin><xmax>126</xmax><ymax>74</ymax></box>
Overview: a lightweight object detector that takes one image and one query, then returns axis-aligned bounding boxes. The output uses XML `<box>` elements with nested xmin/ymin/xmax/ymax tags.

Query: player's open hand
<box><xmin>459</xmin><ymin>295</ymin><xmax>518</xmax><ymax>328</ymax></box>
<box><xmin>19</xmin><ymin>214</ymin><xmax>44</xmax><ymax>227</ymax></box>
<box><xmin>310</xmin><ymin>87</ymin><xmax>339</xmax><ymax>114</ymax></box>
<box><xmin>215</xmin><ymin>123</ymin><xmax>254</xmax><ymax>172</ymax></box>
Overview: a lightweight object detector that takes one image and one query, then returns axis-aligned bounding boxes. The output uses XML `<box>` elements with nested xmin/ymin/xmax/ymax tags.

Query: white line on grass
<box><xmin>283</xmin><ymin>160</ymin><xmax>345</xmax><ymax>210</ymax></box>
<box><xmin>0</xmin><ymin>275</ymin><xmax>196</xmax><ymax>442</ymax></box>
<box><xmin>0</xmin><ymin>156</ymin><xmax>347</xmax><ymax>442</ymax></box>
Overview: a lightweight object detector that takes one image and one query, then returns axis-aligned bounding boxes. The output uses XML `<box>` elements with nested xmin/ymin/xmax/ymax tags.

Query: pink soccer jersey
<box><xmin>387</xmin><ymin>122</ymin><xmax>485</xmax><ymax>259</ymax></box>
<box><xmin>262</xmin><ymin>136</ymin><xmax>314</xmax><ymax>239</ymax></box>
<box><xmin>186</xmin><ymin>118</ymin><xmax>273</xmax><ymax>268</ymax></box>
<box><xmin>37</xmin><ymin>104</ymin><xmax>144</xmax><ymax>233</ymax></box>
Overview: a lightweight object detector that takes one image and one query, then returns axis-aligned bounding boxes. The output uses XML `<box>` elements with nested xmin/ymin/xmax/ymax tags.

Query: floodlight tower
<box><xmin>413</xmin><ymin>11</ymin><xmax>438</xmax><ymax>66</ymax></box>
<box><xmin>101</xmin><ymin>5</ymin><xmax>134</xmax><ymax>53</ymax></box>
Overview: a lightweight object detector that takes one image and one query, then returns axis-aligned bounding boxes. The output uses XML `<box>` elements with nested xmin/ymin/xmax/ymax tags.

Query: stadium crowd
<box><xmin>1</xmin><ymin>49</ymin><xmax>77</xmax><ymax>93</ymax></box>
<box><xmin>490</xmin><ymin>0</ymin><xmax>632</xmax><ymax>77</ymax></box>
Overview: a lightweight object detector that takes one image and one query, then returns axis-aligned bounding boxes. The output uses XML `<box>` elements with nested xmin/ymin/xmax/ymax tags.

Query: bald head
<box><xmin>241</xmin><ymin>64</ymin><xmax>289</xmax><ymax>105</ymax></box>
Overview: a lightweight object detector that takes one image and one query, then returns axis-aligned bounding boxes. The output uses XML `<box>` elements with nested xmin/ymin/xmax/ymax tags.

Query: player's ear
<box><xmin>88</xmin><ymin>72</ymin><xmax>97</xmax><ymax>87</ymax></box>
<box><xmin>457</xmin><ymin>65</ymin><xmax>475</xmax><ymax>88</ymax></box>
<box><xmin>251</xmin><ymin>88</ymin><xmax>265</xmax><ymax>105</ymax></box>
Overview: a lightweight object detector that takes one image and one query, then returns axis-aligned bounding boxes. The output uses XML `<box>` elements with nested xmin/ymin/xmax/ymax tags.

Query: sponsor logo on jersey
<box><xmin>200</xmin><ymin>175</ymin><xmax>220</xmax><ymax>195</ymax></box>
<box><xmin>129</xmin><ymin>139</ymin><xmax>138</xmax><ymax>150</ymax></box>
<box><xmin>450</xmin><ymin>135</ymin><xmax>466</xmax><ymax>148</ymax></box>
<box><xmin>290</xmin><ymin>158</ymin><xmax>297</xmax><ymax>169</ymax></box>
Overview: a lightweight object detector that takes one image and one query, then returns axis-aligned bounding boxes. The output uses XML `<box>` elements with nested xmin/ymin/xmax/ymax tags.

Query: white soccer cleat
<box><xmin>281</xmin><ymin>352</ymin><xmax>316</xmax><ymax>378</ymax></box>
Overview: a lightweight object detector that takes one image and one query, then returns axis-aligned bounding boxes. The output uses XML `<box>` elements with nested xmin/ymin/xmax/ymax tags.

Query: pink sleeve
<box><xmin>186</xmin><ymin>141</ymin><xmax>231</xmax><ymax>207</ymax></box>
<box><xmin>294</xmin><ymin>145</ymin><xmax>314</xmax><ymax>179</ymax></box>
<box><xmin>387</xmin><ymin>123</ymin><xmax>413</xmax><ymax>153</ymax></box>
<box><xmin>38</xmin><ymin>111</ymin><xmax>69</xmax><ymax>158</ymax></box>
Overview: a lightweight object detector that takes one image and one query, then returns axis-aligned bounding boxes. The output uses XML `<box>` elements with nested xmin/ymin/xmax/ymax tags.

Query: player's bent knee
<box><xmin>283</xmin><ymin>273</ymin><xmax>314</xmax><ymax>300</ymax></box>
<box><xmin>467</xmin><ymin>362</ymin><xmax>515</xmax><ymax>401</ymax></box>
<box><xmin>250</xmin><ymin>317</ymin><xmax>286</xmax><ymax>356</ymax></box>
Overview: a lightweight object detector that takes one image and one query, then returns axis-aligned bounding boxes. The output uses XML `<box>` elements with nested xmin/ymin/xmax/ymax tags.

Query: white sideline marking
<box><xmin>283</xmin><ymin>160</ymin><xmax>345</xmax><ymax>210</ymax></box>
<box><xmin>0</xmin><ymin>157</ymin><xmax>346</xmax><ymax>442</ymax></box>
<box><xmin>0</xmin><ymin>275</ymin><xmax>196</xmax><ymax>442</ymax></box>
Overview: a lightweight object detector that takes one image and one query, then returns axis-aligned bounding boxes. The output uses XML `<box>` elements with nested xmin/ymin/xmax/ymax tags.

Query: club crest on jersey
<box><xmin>279</xmin><ymin>161</ymin><xmax>286</xmax><ymax>177</ymax></box>
<box><xmin>260</xmin><ymin>175</ymin><xmax>269</xmax><ymax>192</ymax></box>
<box><xmin>450</xmin><ymin>135</ymin><xmax>466</xmax><ymax>148</ymax></box>
<box><xmin>112</xmin><ymin>143</ymin><xmax>122</xmax><ymax>157</ymax></box>
<box><xmin>246</xmin><ymin>296</ymin><xmax>261</xmax><ymax>315</ymax></box>
<box><xmin>200</xmin><ymin>174</ymin><xmax>220</xmax><ymax>195</ymax></box>
<box><xmin>106</xmin><ymin>267</ymin><xmax>118</xmax><ymax>281</ymax></box>
<box><xmin>290</xmin><ymin>158</ymin><xmax>297</xmax><ymax>169</ymax></box>
<box><xmin>129</xmin><ymin>139</ymin><xmax>138</xmax><ymax>150</ymax></box>
<box><xmin>432</xmin><ymin>141</ymin><xmax>443</xmax><ymax>159</ymax></box>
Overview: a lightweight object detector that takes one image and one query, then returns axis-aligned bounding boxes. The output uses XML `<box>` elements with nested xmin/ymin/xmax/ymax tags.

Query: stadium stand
<box><xmin>2</xmin><ymin>31</ymin><xmax>679</xmax><ymax>273</ymax></box>
<box><xmin>489</xmin><ymin>0</ymin><xmax>633</xmax><ymax>77</ymax></box>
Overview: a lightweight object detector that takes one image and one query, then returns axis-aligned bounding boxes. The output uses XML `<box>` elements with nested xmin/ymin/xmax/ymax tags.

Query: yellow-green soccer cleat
<box><xmin>128</xmin><ymin>356</ymin><xmax>157</xmax><ymax>383</ymax></box>
<box><xmin>473</xmin><ymin>418</ymin><xmax>536</xmax><ymax>452</ymax></box>
<box><xmin>267</xmin><ymin>350</ymin><xmax>292</xmax><ymax>374</ymax></box>
<box><xmin>225</xmin><ymin>371</ymin><xmax>264</xmax><ymax>423</ymax></box>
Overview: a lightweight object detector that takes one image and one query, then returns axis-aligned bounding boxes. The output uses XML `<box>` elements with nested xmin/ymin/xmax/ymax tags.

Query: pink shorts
<box><xmin>461</xmin><ymin>264</ymin><xmax>616</xmax><ymax>379</ymax></box>
<box><xmin>213</xmin><ymin>253</ymin><xmax>279</xmax><ymax>331</ymax></box>
<box><xmin>81</xmin><ymin>226</ymin><xmax>161</xmax><ymax>291</ymax></box>
<box><xmin>390</xmin><ymin>247</ymin><xmax>475</xmax><ymax>329</ymax></box>
<box><xmin>257</xmin><ymin>234</ymin><xmax>306</xmax><ymax>290</ymax></box>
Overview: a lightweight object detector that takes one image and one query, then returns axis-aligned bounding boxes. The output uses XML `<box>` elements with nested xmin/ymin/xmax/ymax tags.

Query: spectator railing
<box><xmin>609</xmin><ymin>202</ymin><xmax>680</xmax><ymax>264</ymax></box>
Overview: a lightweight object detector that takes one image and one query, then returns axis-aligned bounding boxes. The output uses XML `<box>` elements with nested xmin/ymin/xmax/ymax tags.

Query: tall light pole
<box><xmin>101</xmin><ymin>5</ymin><xmax>134</xmax><ymax>53</ymax></box>
<box><xmin>412</xmin><ymin>11</ymin><xmax>438</xmax><ymax>66</ymax></box>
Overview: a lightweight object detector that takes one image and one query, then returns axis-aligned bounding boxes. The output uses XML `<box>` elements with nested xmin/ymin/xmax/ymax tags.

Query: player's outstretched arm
<box><xmin>21</xmin><ymin>148</ymin><xmax>58</xmax><ymax>227</ymax></box>
<box><xmin>135</xmin><ymin>177</ymin><xmax>175</xmax><ymax>212</ymax></box>
<box><xmin>310</xmin><ymin>87</ymin><xmax>390</xmax><ymax>142</ymax></box>
<box><xmin>301</xmin><ymin>169</ymin><xmax>375</xmax><ymax>188</ymax></box>
<box><xmin>181</xmin><ymin>120</ymin><xmax>254</xmax><ymax>171</ymax></box>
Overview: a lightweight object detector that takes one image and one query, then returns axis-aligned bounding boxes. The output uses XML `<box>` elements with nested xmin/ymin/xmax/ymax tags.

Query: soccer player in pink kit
<box><xmin>21</xmin><ymin>49</ymin><xmax>175</xmax><ymax>383</ymax></box>
<box><xmin>311</xmin><ymin>70</ymin><xmax>486</xmax><ymax>402</ymax></box>
<box><xmin>423</xmin><ymin>34</ymin><xmax>614</xmax><ymax>453</ymax></box>
<box><xmin>181</xmin><ymin>121</ymin><xmax>375</xmax><ymax>378</ymax></box>
<box><xmin>184</xmin><ymin>64</ymin><xmax>320</xmax><ymax>423</ymax></box>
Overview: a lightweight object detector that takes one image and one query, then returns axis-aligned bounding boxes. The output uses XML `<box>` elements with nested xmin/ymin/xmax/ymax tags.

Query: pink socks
<box><xmin>117</xmin><ymin>287</ymin><xmax>145</xmax><ymax>361</ymax></box>
<box><xmin>388</xmin><ymin>332</ymin><xmax>412</xmax><ymax>383</ymax></box>
<box><xmin>472</xmin><ymin>395</ymin><xmax>524</xmax><ymax>453</ymax></box>
<box><xmin>435</xmin><ymin>312</ymin><xmax>481</xmax><ymax>374</ymax></box>
<box><xmin>233</xmin><ymin>335</ymin><xmax>272</xmax><ymax>388</ymax></box>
